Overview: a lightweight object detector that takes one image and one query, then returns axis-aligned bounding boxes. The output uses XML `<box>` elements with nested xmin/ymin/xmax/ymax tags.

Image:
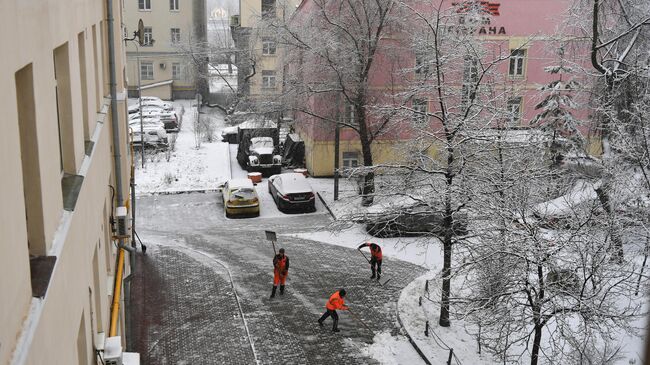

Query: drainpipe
<box><xmin>106</xmin><ymin>0</ymin><xmax>128</xmax><ymax>338</ymax></box>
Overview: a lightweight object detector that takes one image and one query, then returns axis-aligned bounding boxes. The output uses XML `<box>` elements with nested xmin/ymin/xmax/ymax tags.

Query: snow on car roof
<box><xmin>228</xmin><ymin>178</ymin><xmax>255</xmax><ymax>189</ymax></box>
<box><xmin>276</xmin><ymin>173</ymin><xmax>312</xmax><ymax>194</ymax></box>
<box><xmin>238</xmin><ymin>119</ymin><xmax>277</xmax><ymax>129</ymax></box>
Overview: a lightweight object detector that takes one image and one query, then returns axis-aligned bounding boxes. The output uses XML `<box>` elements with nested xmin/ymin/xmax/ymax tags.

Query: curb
<box><xmin>316</xmin><ymin>192</ymin><xmax>336</xmax><ymax>219</ymax></box>
<box><xmin>136</xmin><ymin>188</ymin><xmax>222</xmax><ymax>197</ymax></box>
<box><xmin>396</xmin><ymin>278</ymin><xmax>433</xmax><ymax>365</ymax></box>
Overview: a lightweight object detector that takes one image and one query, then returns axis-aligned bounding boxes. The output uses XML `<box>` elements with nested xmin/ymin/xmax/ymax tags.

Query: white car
<box><xmin>130</xmin><ymin>124</ymin><xmax>168</xmax><ymax>146</ymax></box>
<box><xmin>128</xmin><ymin>99</ymin><xmax>173</xmax><ymax>114</ymax></box>
<box><xmin>129</xmin><ymin>109</ymin><xmax>179</xmax><ymax>132</ymax></box>
<box><xmin>268</xmin><ymin>173</ymin><xmax>316</xmax><ymax>212</ymax></box>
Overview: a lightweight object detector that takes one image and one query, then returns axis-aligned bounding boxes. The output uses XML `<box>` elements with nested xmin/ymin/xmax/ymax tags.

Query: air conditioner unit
<box><xmin>104</xmin><ymin>336</ymin><xmax>123</xmax><ymax>365</ymax></box>
<box><xmin>159</xmin><ymin>62</ymin><xmax>166</xmax><ymax>70</ymax></box>
<box><xmin>230</xmin><ymin>15</ymin><xmax>240</xmax><ymax>27</ymax></box>
<box><xmin>115</xmin><ymin>206</ymin><xmax>129</xmax><ymax>237</ymax></box>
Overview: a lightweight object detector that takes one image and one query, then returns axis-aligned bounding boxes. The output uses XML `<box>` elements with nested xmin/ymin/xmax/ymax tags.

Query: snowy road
<box><xmin>131</xmin><ymin>192</ymin><xmax>427</xmax><ymax>364</ymax></box>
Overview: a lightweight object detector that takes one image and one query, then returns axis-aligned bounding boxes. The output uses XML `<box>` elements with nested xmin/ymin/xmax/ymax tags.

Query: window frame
<box><xmin>412</xmin><ymin>99</ymin><xmax>428</xmax><ymax>124</ymax></box>
<box><xmin>140</xmin><ymin>62</ymin><xmax>154</xmax><ymax>80</ymax></box>
<box><xmin>262</xmin><ymin>38</ymin><xmax>277</xmax><ymax>56</ymax></box>
<box><xmin>342</xmin><ymin>151</ymin><xmax>359</xmax><ymax>168</ymax></box>
<box><xmin>171</xmin><ymin>28</ymin><xmax>181</xmax><ymax>43</ymax></box>
<box><xmin>343</xmin><ymin>102</ymin><xmax>356</xmax><ymax>126</ymax></box>
<box><xmin>509</xmin><ymin>49</ymin><xmax>526</xmax><ymax>77</ymax></box>
<box><xmin>415</xmin><ymin>53</ymin><xmax>429</xmax><ymax>76</ymax></box>
<box><xmin>138</xmin><ymin>0</ymin><xmax>151</xmax><ymax>11</ymax></box>
<box><xmin>170</xmin><ymin>0</ymin><xmax>179</xmax><ymax>11</ymax></box>
<box><xmin>143</xmin><ymin>27</ymin><xmax>153</xmax><ymax>46</ymax></box>
<box><xmin>261</xmin><ymin>70</ymin><xmax>277</xmax><ymax>89</ymax></box>
<box><xmin>507</xmin><ymin>96</ymin><xmax>523</xmax><ymax>125</ymax></box>
<box><xmin>172</xmin><ymin>63</ymin><xmax>181</xmax><ymax>80</ymax></box>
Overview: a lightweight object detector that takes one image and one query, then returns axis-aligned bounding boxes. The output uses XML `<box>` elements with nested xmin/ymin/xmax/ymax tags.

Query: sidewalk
<box><xmin>302</xmin><ymin>177</ymin><xmax>489</xmax><ymax>365</ymax></box>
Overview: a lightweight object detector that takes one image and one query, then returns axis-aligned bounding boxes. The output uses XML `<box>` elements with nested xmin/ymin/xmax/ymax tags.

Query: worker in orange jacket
<box><xmin>317</xmin><ymin>289</ymin><xmax>348</xmax><ymax>332</ymax></box>
<box><xmin>358</xmin><ymin>242</ymin><xmax>382</xmax><ymax>280</ymax></box>
<box><xmin>270</xmin><ymin>248</ymin><xmax>289</xmax><ymax>298</ymax></box>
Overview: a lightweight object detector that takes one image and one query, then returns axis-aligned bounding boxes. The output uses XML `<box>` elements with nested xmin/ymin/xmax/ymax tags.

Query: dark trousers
<box><xmin>371</xmin><ymin>258</ymin><xmax>382</xmax><ymax>277</ymax></box>
<box><xmin>318</xmin><ymin>309</ymin><xmax>339</xmax><ymax>329</ymax></box>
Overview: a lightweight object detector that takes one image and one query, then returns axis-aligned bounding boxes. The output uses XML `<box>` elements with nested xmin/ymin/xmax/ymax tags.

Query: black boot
<box><xmin>370</xmin><ymin>274</ymin><xmax>375</xmax><ymax>279</ymax></box>
<box><xmin>270</xmin><ymin>286</ymin><xmax>277</xmax><ymax>298</ymax></box>
<box><xmin>332</xmin><ymin>318</ymin><xmax>340</xmax><ymax>332</ymax></box>
<box><xmin>377</xmin><ymin>273</ymin><xmax>381</xmax><ymax>281</ymax></box>
<box><xmin>280</xmin><ymin>285</ymin><xmax>285</xmax><ymax>295</ymax></box>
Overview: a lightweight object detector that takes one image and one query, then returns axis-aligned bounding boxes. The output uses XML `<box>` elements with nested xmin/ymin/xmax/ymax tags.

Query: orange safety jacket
<box><xmin>360</xmin><ymin>243</ymin><xmax>383</xmax><ymax>261</ymax></box>
<box><xmin>326</xmin><ymin>291</ymin><xmax>348</xmax><ymax>311</ymax></box>
<box><xmin>273</xmin><ymin>254</ymin><xmax>289</xmax><ymax>274</ymax></box>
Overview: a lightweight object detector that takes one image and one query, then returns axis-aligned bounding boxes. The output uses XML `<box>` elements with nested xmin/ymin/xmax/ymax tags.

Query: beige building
<box><xmin>124</xmin><ymin>0</ymin><xmax>207</xmax><ymax>100</ymax></box>
<box><xmin>231</xmin><ymin>0</ymin><xmax>300</xmax><ymax>100</ymax></box>
<box><xmin>1</xmin><ymin>1</ymin><xmax>137</xmax><ymax>364</ymax></box>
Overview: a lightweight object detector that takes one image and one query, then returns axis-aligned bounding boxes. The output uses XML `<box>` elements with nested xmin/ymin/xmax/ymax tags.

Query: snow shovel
<box><xmin>348</xmin><ymin>308</ymin><xmax>375</xmax><ymax>336</ymax></box>
<box><xmin>358</xmin><ymin>249</ymin><xmax>390</xmax><ymax>286</ymax></box>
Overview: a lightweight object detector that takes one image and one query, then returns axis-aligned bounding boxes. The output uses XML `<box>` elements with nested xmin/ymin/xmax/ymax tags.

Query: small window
<box><xmin>138</xmin><ymin>0</ymin><xmax>151</xmax><ymax>11</ymax></box>
<box><xmin>171</xmin><ymin>28</ymin><xmax>181</xmax><ymax>43</ymax></box>
<box><xmin>509</xmin><ymin>49</ymin><xmax>526</xmax><ymax>77</ymax></box>
<box><xmin>507</xmin><ymin>97</ymin><xmax>522</xmax><ymax>125</ymax></box>
<box><xmin>262</xmin><ymin>0</ymin><xmax>276</xmax><ymax>18</ymax></box>
<box><xmin>412</xmin><ymin>99</ymin><xmax>428</xmax><ymax>124</ymax></box>
<box><xmin>262</xmin><ymin>70</ymin><xmax>276</xmax><ymax>89</ymax></box>
<box><xmin>343</xmin><ymin>102</ymin><xmax>355</xmax><ymax>126</ymax></box>
<box><xmin>342</xmin><ymin>152</ymin><xmax>359</xmax><ymax>168</ymax></box>
<box><xmin>170</xmin><ymin>0</ymin><xmax>179</xmax><ymax>11</ymax></box>
<box><xmin>262</xmin><ymin>38</ymin><xmax>276</xmax><ymax>55</ymax></box>
<box><xmin>140</xmin><ymin>62</ymin><xmax>154</xmax><ymax>80</ymax></box>
<box><xmin>415</xmin><ymin>53</ymin><xmax>429</xmax><ymax>75</ymax></box>
<box><xmin>172</xmin><ymin>63</ymin><xmax>181</xmax><ymax>80</ymax></box>
<box><xmin>143</xmin><ymin>27</ymin><xmax>153</xmax><ymax>46</ymax></box>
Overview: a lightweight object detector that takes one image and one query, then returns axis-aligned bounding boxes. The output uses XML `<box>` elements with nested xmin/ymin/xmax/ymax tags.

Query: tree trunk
<box><xmin>530</xmin><ymin>324</ymin><xmax>543</xmax><ymax>365</ymax></box>
<box><xmin>357</xmin><ymin>99</ymin><xmax>375</xmax><ymax>206</ymax></box>
<box><xmin>439</xmin><ymin>238</ymin><xmax>452</xmax><ymax>327</ymax></box>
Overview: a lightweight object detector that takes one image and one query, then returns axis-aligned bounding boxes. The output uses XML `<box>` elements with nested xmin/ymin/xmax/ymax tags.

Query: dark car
<box><xmin>365</xmin><ymin>204</ymin><xmax>468</xmax><ymax>238</ymax></box>
<box><xmin>268</xmin><ymin>173</ymin><xmax>316</xmax><ymax>212</ymax></box>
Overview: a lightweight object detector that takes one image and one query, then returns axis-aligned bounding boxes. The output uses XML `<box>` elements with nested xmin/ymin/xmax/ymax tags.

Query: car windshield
<box><xmin>231</xmin><ymin>188</ymin><xmax>255</xmax><ymax>199</ymax></box>
<box><xmin>251</xmin><ymin>138</ymin><xmax>274</xmax><ymax>149</ymax></box>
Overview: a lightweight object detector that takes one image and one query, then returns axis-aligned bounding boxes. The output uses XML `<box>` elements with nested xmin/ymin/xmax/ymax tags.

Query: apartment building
<box><xmin>1</xmin><ymin>1</ymin><xmax>137</xmax><ymax>364</ymax></box>
<box><xmin>231</xmin><ymin>0</ymin><xmax>300</xmax><ymax>100</ymax></box>
<box><xmin>288</xmin><ymin>0</ymin><xmax>582</xmax><ymax>176</ymax></box>
<box><xmin>124</xmin><ymin>0</ymin><xmax>208</xmax><ymax>100</ymax></box>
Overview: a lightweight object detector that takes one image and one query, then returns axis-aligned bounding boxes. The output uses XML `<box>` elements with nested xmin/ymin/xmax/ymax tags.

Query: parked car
<box><xmin>365</xmin><ymin>203</ymin><xmax>468</xmax><ymax>238</ymax></box>
<box><xmin>222</xmin><ymin>178</ymin><xmax>260</xmax><ymax>218</ymax></box>
<box><xmin>130</xmin><ymin>124</ymin><xmax>168</xmax><ymax>147</ymax></box>
<box><xmin>128</xmin><ymin>98</ymin><xmax>173</xmax><ymax>113</ymax></box>
<box><xmin>246</xmin><ymin>137</ymin><xmax>282</xmax><ymax>175</ymax></box>
<box><xmin>268</xmin><ymin>173</ymin><xmax>316</xmax><ymax>212</ymax></box>
<box><xmin>221</xmin><ymin>126</ymin><xmax>238</xmax><ymax>144</ymax></box>
<box><xmin>129</xmin><ymin>109</ymin><xmax>179</xmax><ymax>132</ymax></box>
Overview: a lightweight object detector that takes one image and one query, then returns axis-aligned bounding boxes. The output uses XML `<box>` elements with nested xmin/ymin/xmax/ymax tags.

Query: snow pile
<box><xmin>361</xmin><ymin>331</ymin><xmax>424</xmax><ymax>365</ymax></box>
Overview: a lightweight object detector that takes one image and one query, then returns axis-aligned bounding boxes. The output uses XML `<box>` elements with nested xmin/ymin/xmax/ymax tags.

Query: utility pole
<box><xmin>334</xmin><ymin>93</ymin><xmax>341</xmax><ymax>200</ymax></box>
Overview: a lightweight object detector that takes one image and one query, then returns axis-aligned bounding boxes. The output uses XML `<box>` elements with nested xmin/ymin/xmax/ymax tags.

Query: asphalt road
<box><xmin>130</xmin><ymin>191</ymin><xmax>426</xmax><ymax>364</ymax></box>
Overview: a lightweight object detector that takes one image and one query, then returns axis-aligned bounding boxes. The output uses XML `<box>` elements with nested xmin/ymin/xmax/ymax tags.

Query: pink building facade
<box><xmin>286</xmin><ymin>0</ymin><xmax>586</xmax><ymax>176</ymax></box>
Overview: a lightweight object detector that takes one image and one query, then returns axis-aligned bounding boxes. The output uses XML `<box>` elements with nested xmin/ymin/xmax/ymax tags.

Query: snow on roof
<box><xmin>532</xmin><ymin>180</ymin><xmax>599</xmax><ymax>218</ymax></box>
<box><xmin>276</xmin><ymin>173</ymin><xmax>313</xmax><ymax>194</ymax></box>
<box><xmin>287</xmin><ymin>133</ymin><xmax>303</xmax><ymax>141</ymax></box>
<box><xmin>238</xmin><ymin>119</ymin><xmax>277</xmax><ymax>129</ymax></box>
<box><xmin>229</xmin><ymin>178</ymin><xmax>255</xmax><ymax>189</ymax></box>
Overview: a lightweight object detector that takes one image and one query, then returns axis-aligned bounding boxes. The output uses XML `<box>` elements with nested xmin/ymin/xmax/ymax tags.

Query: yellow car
<box><xmin>222</xmin><ymin>178</ymin><xmax>260</xmax><ymax>218</ymax></box>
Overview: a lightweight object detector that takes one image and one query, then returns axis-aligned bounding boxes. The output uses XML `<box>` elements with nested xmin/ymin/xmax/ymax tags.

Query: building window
<box><xmin>462</xmin><ymin>56</ymin><xmax>479</xmax><ymax>105</ymax></box>
<box><xmin>138</xmin><ymin>0</ymin><xmax>151</xmax><ymax>11</ymax></box>
<box><xmin>262</xmin><ymin>38</ymin><xmax>276</xmax><ymax>55</ymax></box>
<box><xmin>412</xmin><ymin>99</ymin><xmax>428</xmax><ymax>124</ymax></box>
<box><xmin>509</xmin><ymin>49</ymin><xmax>526</xmax><ymax>77</ymax></box>
<box><xmin>262</xmin><ymin>70</ymin><xmax>276</xmax><ymax>89</ymax></box>
<box><xmin>170</xmin><ymin>0</ymin><xmax>179</xmax><ymax>11</ymax></box>
<box><xmin>507</xmin><ymin>97</ymin><xmax>522</xmax><ymax>125</ymax></box>
<box><xmin>343</xmin><ymin>102</ymin><xmax>355</xmax><ymax>126</ymax></box>
<box><xmin>143</xmin><ymin>27</ymin><xmax>153</xmax><ymax>46</ymax></box>
<box><xmin>415</xmin><ymin>53</ymin><xmax>429</xmax><ymax>75</ymax></box>
<box><xmin>262</xmin><ymin>0</ymin><xmax>276</xmax><ymax>18</ymax></box>
<box><xmin>342</xmin><ymin>152</ymin><xmax>359</xmax><ymax>168</ymax></box>
<box><xmin>141</xmin><ymin>62</ymin><xmax>154</xmax><ymax>80</ymax></box>
<box><xmin>171</xmin><ymin>28</ymin><xmax>181</xmax><ymax>43</ymax></box>
<box><xmin>172</xmin><ymin>63</ymin><xmax>181</xmax><ymax>80</ymax></box>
